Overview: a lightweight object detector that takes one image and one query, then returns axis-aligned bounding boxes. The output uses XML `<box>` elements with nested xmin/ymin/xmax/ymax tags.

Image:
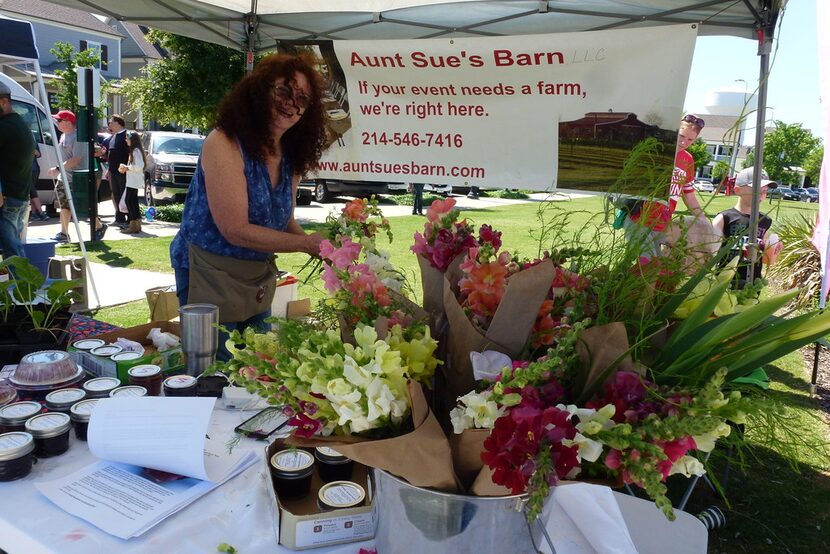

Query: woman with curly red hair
<box><xmin>170</xmin><ymin>53</ymin><xmax>327</xmax><ymax>359</ymax></box>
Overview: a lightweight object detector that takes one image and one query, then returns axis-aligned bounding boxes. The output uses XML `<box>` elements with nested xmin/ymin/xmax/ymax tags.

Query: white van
<box><xmin>0</xmin><ymin>72</ymin><xmax>59</xmax><ymax>213</ymax></box>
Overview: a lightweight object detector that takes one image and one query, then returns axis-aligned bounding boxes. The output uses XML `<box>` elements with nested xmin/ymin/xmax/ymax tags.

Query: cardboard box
<box><xmin>68</xmin><ymin>321</ymin><xmax>185</xmax><ymax>384</ymax></box>
<box><xmin>265</xmin><ymin>441</ymin><xmax>377</xmax><ymax>550</ymax></box>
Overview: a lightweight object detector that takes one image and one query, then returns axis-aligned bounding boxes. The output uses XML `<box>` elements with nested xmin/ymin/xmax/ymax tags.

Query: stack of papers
<box><xmin>36</xmin><ymin>397</ymin><xmax>257</xmax><ymax>539</ymax></box>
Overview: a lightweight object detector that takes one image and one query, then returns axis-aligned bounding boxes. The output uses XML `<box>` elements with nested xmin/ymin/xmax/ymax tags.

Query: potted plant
<box><xmin>0</xmin><ymin>256</ymin><xmax>81</xmax><ymax>363</ymax></box>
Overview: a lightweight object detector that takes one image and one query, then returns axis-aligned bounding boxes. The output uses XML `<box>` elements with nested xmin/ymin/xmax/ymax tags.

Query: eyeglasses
<box><xmin>682</xmin><ymin>114</ymin><xmax>705</xmax><ymax>129</ymax></box>
<box><xmin>274</xmin><ymin>84</ymin><xmax>311</xmax><ymax>112</ymax></box>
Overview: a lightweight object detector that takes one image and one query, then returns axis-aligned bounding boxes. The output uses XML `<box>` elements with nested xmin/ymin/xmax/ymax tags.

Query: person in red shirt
<box><xmin>625</xmin><ymin>114</ymin><xmax>706</xmax><ymax>258</ymax></box>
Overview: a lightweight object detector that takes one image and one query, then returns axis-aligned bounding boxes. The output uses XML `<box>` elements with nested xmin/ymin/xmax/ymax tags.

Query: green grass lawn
<box><xmin>73</xmin><ymin>195</ymin><xmax>827</xmax><ymax>552</ymax></box>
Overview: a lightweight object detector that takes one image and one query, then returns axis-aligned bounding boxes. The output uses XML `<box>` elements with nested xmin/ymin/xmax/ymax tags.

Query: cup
<box><xmin>179</xmin><ymin>303</ymin><xmax>219</xmax><ymax>376</ymax></box>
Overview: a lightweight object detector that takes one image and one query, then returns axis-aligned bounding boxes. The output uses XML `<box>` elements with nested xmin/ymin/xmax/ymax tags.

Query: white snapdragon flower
<box><xmin>450</xmin><ymin>406</ymin><xmax>476</xmax><ymax>434</ymax></box>
<box><xmin>451</xmin><ymin>391</ymin><xmax>504</xmax><ymax>433</ymax></box>
<box><xmin>692</xmin><ymin>422</ymin><xmax>732</xmax><ymax>452</ymax></box>
<box><xmin>562</xmin><ymin>433</ymin><xmax>604</xmax><ymax>463</ymax></box>
<box><xmin>365</xmin><ymin>377</ymin><xmax>408</xmax><ymax>423</ymax></box>
<box><xmin>669</xmin><ymin>455</ymin><xmax>706</xmax><ymax>477</ymax></box>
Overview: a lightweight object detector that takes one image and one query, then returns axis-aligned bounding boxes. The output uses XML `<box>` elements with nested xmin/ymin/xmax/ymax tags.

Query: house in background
<box><xmin>0</xmin><ymin>0</ymin><xmax>160</xmax><ymax>129</ymax></box>
<box><xmin>694</xmin><ymin>114</ymin><xmax>750</xmax><ymax>181</ymax></box>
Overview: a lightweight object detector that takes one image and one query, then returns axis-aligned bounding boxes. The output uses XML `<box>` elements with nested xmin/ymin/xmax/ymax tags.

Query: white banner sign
<box><xmin>305</xmin><ymin>24</ymin><xmax>697</xmax><ymax>190</ymax></box>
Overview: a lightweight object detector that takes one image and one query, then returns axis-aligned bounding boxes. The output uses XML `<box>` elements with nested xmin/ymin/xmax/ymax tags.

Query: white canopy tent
<box><xmin>0</xmin><ymin>16</ymin><xmax>100</xmax><ymax>305</ymax></box>
<box><xmin>40</xmin><ymin>0</ymin><xmax>787</xmax><ymax>285</ymax></box>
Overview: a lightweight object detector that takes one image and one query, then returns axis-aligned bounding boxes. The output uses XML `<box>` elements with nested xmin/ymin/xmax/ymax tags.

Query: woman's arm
<box><xmin>203</xmin><ymin>130</ymin><xmax>321</xmax><ymax>255</ymax></box>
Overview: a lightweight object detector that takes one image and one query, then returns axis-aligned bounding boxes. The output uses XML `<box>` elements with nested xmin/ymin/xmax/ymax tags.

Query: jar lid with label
<box><xmin>45</xmin><ymin>388</ymin><xmax>87</xmax><ymax>412</ymax></box>
<box><xmin>0</xmin><ymin>431</ymin><xmax>35</xmax><ymax>461</ymax></box>
<box><xmin>128</xmin><ymin>365</ymin><xmax>161</xmax><ymax>378</ymax></box>
<box><xmin>270</xmin><ymin>449</ymin><xmax>314</xmax><ymax>479</ymax></box>
<box><xmin>317</xmin><ymin>480</ymin><xmax>366</xmax><ymax>510</ymax></box>
<box><xmin>72</xmin><ymin>339</ymin><xmax>105</xmax><ymax>351</ymax></box>
<box><xmin>24</xmin><ymin>412</ymin><xmax>71</xmax><ymax>439</ymax></box>
<box><xmin>0</xmin><ymin>401</ymin><xmax>43</xmax><ymax>426</ymax></box>
<box><xmin>90</xmin><ymin>344</ymin><xmax>123</xmax><ymax>357</ymax></box>
<box><xmin>70</xmin><ymin>399</ymin><xmax>99</xmax><ymax>422</ymax></box>
<box><xmin>83</xmin><ymin>377</ymin><xmax>121</xmax><ymax>397</ymax></box>
<box><xmin>110</xmin><ymin>385</ymin><xmax>148</xmax><ymax>398</ymax></box>
<box><xmin>112</xmin><ymin>351</ymin><xmax>143</xmax><ymax>362</ymax></box>
<box><xmin>315</xmin><ymin>446</ymin><xmax>350</xmax><ymax>464</ymax></box>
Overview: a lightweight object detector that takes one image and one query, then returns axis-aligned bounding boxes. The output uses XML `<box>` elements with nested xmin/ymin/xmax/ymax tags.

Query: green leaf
<box><xmin>662</xmin><ymin>274</ymin><xmax>733</xmax><ymax>352</ymax></box>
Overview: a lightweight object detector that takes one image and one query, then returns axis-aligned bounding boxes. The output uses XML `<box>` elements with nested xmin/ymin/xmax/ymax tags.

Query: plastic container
<box><xmin>0</xmin><ymin>432</ymin><xmax>35</xmax><ymax>482</ymax></box>
<box><xmin>128</xmin><ymin>365</ymin><xmax>162</xmax><ymax>396</ymax></box>
<box><xmin>315</xmin><ymin>447</ymin><xmax>354</xmax><ymax>483</ymax></box>
<box><xmin>270</xmin><ymin>449</ymin><xmax>314</xmax><ymax>499</ymax></box>
<box><xmin>317</xmin><ymin>480</ymin><xmax>366</xmax><ymax>511</ymax></box>
<box><xmin>83</xmin><ymin>377</ymin><xmax>121</xmax><ymax>398</ymax></box>
<box><xmin>0</xmin><ymin>401</ymin><xmax>43</xmax><ymax>433</ymax></box>
<box><xmin>25</xmin><ymin>412</ymin><xmax>71</xmax><ymax>457</ymax></box>
<box><xmin>69</xmin><ymin>399</ymin><xmax>99</xmax><ymax>441</ymax></box>
<box><xmin>22</xmin><ymin>238</ymin><xmax>57</xmax><ymax>276</ymax></box>
<box><xmin>45</xmin><ymin>388</ymin><xmax>87</xmax><ymax>413</ymax></box>
<box><xmin>163</xmin><ymin>375</ymin><xmax>198</xmax><ymax>397</ymax></box>
<box><xmin>109</xmin><ymin>385</ymin><xmax>148</xmax><ymax>398</ymax></box>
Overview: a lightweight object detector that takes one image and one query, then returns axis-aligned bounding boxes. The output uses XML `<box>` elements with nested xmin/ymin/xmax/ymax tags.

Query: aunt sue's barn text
<box><xmin>348</xmin><ymin>48</ymin><xmax>606</xmax><ymax>69</ymax></box>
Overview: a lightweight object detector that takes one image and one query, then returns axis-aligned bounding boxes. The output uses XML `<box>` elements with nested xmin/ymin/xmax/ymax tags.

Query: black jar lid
<box><xmin>70</xmin><ymin>399</ymin><xmax>99</xmax><ymax>423</ymax></box>
<box><xmin>0</xmin><ymin>401</ymin><xmax>43</xmax><ymax>426</ymax></box>
<box><xmin>0</xmin><ymin>431</ymin><xmax>35</xmax><ymax>461</ymax></box>
<box><xmin>109</xmin><ymin>385</ymin><xmax>148</xmax><ymax>398</ymax></box>
<box><xmin>128</xmin><ymin>365</ymin><xmax>161</xmax><ymax>378</ymax></box>
<box><xmin>270</xmin><ymin>449</ymin><xmax>314</xmax><ymax>479</ymax></box>
<box><xmin>318</xmin><ymin>481</ymin><xmax>366</xmax><ymax>509</ymax></box>
<box><xmin>315</xmin><ymin>446</ymin><xmax>351</xmax><ymax>464</ymax></box>
<box><xmin>24</xmin><ymin>412</ymin><xmax>71</xmax><ymax>439</ymax></box>
<box><xmin>45</xmin><ymin>388</ymin><xmax>87</xmax><ymax>411</ymax></box>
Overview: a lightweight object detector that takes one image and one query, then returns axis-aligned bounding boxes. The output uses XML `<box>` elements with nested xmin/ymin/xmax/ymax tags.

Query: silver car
<box><xmin>141</xmin><ymin>131</ymin><xmax>205</xmax><ymax>205</ymax></box>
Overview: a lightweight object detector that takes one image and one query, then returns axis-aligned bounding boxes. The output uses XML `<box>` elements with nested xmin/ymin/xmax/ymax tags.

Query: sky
<box><xmin>683</xmin><ymin>0</ymin><xmax>822</xmax><ymax>145</ymax></box>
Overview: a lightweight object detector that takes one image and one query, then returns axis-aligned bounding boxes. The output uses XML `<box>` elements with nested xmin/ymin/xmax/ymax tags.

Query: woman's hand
<box><xmin>303</xmin><ymin>231</ymin><xmax>324</xmax><ymax>256</ymax></box>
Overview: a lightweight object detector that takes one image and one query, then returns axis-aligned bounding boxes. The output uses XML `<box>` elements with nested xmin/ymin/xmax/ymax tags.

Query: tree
<box><xmin>711</xmin><ymin>160</ymin><xmax>730</xmax><ymax>183</ymax></box>
<box><xmin>803</xmin><ymin>145</ymin><xmax>824</xmax><ymax>186</ymax></box>
<box><xmin>743</xmin><ymin>121</ymin><xmax>821</xmax><ymax>185</ymax></box>
<box><xmin>120</xmin><ymin>31</ymin><xmax>245</xmax><ymax>129</ymax></box>
<box><xmin>49</xmin><ymin>42</ymin><xmax>106</xmax><ymax>114</ymax></box>
<box><xmin>686</xmin><ymin>139</ymin><xmax>712</xmax><ymax>176</ymax></box>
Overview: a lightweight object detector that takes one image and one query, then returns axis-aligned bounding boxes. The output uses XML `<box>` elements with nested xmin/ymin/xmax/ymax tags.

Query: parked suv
<box><xmin>142</xmin><ymin>131</ymin><xmax>205</xmax><ymax>205</ymax></box>
<box><xmin>800</xmin><ymin>187</ymin><xmax>819</xmax><ymax>203</ymax></box>
<box><xmin>301</xmin><ymin>178</ymin><xmax>389</xmax><ymax>203</ymax></box>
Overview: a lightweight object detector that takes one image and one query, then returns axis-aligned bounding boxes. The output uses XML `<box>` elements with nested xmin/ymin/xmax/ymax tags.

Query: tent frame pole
<box><xmin>33</xmin><ymin>59</ymin><xmax>100</xmax><ymax>307</ymax></box>
<box><xmin>746</xmin><ymin>13</ymin><xmax>775</xmax><ymax>285</ymax></box>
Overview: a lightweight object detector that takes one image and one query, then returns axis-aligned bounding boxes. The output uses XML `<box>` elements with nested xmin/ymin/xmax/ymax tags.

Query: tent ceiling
<box><xmin>42</xmin><ymin>0</ymin><xmax>782</xmax><ymax>51</ymax></box>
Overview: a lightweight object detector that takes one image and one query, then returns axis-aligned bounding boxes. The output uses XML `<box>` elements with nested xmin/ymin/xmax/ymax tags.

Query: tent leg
<box><xmin>746</xmin><ymin>25</ymin><xmax>772</xmax><ymax>285</ymax></box>
<box><xmin>33</xmin><ymin>60</ymin><xmax>101</xmax><ymax>308</ymax></box>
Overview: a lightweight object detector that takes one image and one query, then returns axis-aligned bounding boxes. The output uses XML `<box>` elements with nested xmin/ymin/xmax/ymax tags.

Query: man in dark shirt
<box><xmin>713</xmin><ymin>167</ymin><xmax>783</xmax><ymax>288</ymax></box>
<box><xmin>107</xmin><ymin>114</ymin><xmax>130</xmax><ymax>226</ymax></box>
<box><xmin>0</xmin><ymin>81</ymin><xmax>35</xmax><ymax>259</ymax></box>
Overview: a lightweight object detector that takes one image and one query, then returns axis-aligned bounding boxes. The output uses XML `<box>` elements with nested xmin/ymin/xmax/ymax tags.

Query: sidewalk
<box><xmin>25</xmin><ymin>190</ymin><xmax>591</xmax><ymax>308</ymax></box>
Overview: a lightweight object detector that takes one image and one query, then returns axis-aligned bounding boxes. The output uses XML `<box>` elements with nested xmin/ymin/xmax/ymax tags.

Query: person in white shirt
<box><xmin>117</xmin><ymin>131</ymin><xmax>146</xmax><ymax>234</ymax></box>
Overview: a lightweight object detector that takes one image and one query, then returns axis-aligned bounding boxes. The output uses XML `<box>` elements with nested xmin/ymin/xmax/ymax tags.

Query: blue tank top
<box><xmin>170</xmin><ymin>146</ymin><xmax>294</xmax><ymax>270</ymax></box>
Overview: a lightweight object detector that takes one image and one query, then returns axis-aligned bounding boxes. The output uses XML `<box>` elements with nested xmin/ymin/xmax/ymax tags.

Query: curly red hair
<box><xmin>214</xmin><ymin>53</ymin><xmax>327</xmax><ymax>176</ymax></box>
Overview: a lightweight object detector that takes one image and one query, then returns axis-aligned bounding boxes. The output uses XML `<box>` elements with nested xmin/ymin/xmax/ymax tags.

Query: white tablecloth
<box><xmin>0</xmin><ymin>406</ymin><xmax>707</xmax><ymax>554</ymax></box>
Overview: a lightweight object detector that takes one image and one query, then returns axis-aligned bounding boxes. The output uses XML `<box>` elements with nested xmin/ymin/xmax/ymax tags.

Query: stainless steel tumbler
<box><xmin>178</xmin><ymin>303</ymin><xmax>219</xmax><ymax>376</ymax></box>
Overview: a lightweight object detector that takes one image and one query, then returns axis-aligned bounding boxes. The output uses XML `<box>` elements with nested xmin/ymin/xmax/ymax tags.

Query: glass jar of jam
<box><xmin>0</xmin><ymin>401</ymin><xmax>43</xmax><ymax>433</ymax></box>
<box><xmin>110</xmin><ymin>385</ymin><xmax>148</xmax><ymax>398</ymax></box>
<box><xmin>317</xmin><ymin>481</ymin><xmax>366</xmax><ymax>511</ymax></box>
<box><xmin>111</xmin><ymin>351</ymin><xmax>143</xmax><ymax>364</ymax></box>
<box><xmin>90</xmin><ymin>344</ymin><xmax>123</xmax><ymax>357</ymax></box>
<box><xmin>69</xmin><ymin>399</ymin><xmax>99</xmax><ymax>441</ymax></box>
<box><xmin>0</xmin><ymin>432</ymin><xmax>35</xmax><ymax>482</ymax></box>
<box><xmin>315</xmin><ymin>447</ymin><xmax>354</xmax><ymax>483</ymax></box>
<box><xmin>45</xmin><ymin>388</ymin><xmax>87</xmax><ymax>413</ymax></box>
<box><xmin>163</xmin><ymin>375</ymin><xmax>198</xmax><ymax>397</ymax></box>
<box><xmin>270</xmin><ymin>449</ymin><xmax>315</xmax><ymax>499</ymax></box>
<box><xmin>83</xmin><ymin>377</ymin><xmax>121</xmax><ymax>398</ymax></box>
<box><xmin>127</xmin><ymin>365</ymin><xmax>162</xmax><ymax>396</ymax></box>
<box><xmin>25</xmin><ymin>412</ymin><xmax>71</xmax><ymax>457</ymax></box>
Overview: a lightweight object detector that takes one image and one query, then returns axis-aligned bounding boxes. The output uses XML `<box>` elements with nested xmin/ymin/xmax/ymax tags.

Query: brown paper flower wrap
<box><xmin>417</xmin><ymin>253</ymin><xmax>465</xmax><ymax>322</ymax></box>
<box><xmin>451</xmin><ymin>322</ymin><xmax>635</xmax><ymax>495</ymax></box>
<box><xmin>288</xmin><ymin>381</ymin><xmax>458</xmax><ymax>492</ymax></box>
<box><xmin>439</xmin><ymin>258</ymin><xmax>557</xmax><ymax>419</ymax></box>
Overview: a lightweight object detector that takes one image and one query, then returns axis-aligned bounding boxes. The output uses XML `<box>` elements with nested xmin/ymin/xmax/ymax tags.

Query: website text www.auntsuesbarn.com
<box><xmin>317</xmin><ymin>160</ymin><xmax>486</xmax><ymax>179</ymax></box>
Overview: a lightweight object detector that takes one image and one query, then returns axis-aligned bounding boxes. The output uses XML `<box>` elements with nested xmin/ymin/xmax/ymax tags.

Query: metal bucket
<box><xmin>373</xmin><ymin>469</ymin><xmax>553</xmax><ymax>554</ymax></box>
